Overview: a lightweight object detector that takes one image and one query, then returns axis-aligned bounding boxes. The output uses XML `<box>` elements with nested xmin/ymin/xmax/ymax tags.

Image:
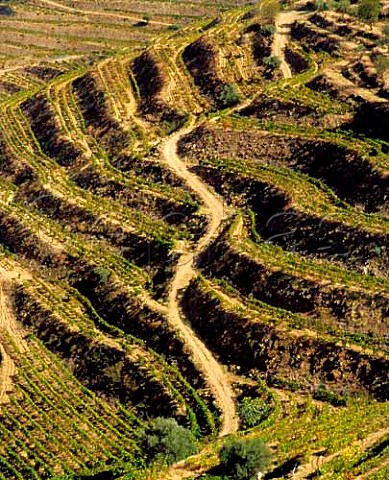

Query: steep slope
<box><xmin>0</xmin><ymin>2</ymin><xmax>388</xmax><ymax>479</ymax></box>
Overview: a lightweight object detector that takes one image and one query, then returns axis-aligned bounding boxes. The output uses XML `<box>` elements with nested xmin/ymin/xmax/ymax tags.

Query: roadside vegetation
<box><xmin>0</xmin><ymin>0</ymin><xmax>388</xmax><ymax>479</ymax></box>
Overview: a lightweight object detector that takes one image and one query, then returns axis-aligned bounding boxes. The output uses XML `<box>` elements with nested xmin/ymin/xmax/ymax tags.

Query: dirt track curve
<box><xmin>162</xmin><ymin>121</ymin><xmax>238</xmax><ymax>437</ymax></box>
<box><xmin>272</xmin><ymin>10</ymin><xmax>302</xmax><ymax>79</ymax></box>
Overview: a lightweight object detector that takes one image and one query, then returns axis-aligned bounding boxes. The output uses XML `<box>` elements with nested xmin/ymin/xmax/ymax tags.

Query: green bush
<box><xmin>264</xmin><ymin>55</ymin><xmax>281</xmax><ymax>70</ymax></box>
<box><xmin>383</xmin><ymin>24</ymin><xmax>389</xmax><ymax>40</ymax></box>
<box><xmin>168</xmin><ymin>24</ymin><xmax>181</xmax><ymax>31</ymax></box>
<box><xmin>200</xmin><ymin>476</ymin><xmax>227</xmax><ymax>480</ymax></box>
<box><xmin>313</xmin><ymin>384</ymin><xmax>346</xmax><ymax>406</ymax></box>
<box><xmin>0</xmin><ymin>5</ymin><xmax>15</xmax><ymax>16</ymax></box>
<box><xmin>239</xmin><ymin>397</ymin><xmax>272</xmax><ymax>428</ymax></box>
<box><xmin>358</xmin><ymin>0</ymin><xmax>380</xmax><ymax>25</ymax></box>
<box><xmin>95</xmin><ymin>266</ymin><xmax>110</xmax><ymax>284</ymax></box>
<box><xmin>140</xmin><ymin>417</ymin><xmax>198</xmax><ymax>465</ymax></box>
<box><xmin>219</xmin><ymin>84</ymin><xmax>240</xmax><ymax>108</ymax></box>
<box><xmin>262</xmin><ymin>24</ymin><xmax>276</xmax><ymax>36</ymax></box>
<box><xmin>219</xmin><ymin>438</ymin><xmax>272</xmax><ymax>480</ymax></box>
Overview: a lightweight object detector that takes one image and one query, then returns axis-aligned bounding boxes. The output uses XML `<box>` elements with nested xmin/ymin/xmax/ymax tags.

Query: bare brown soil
<box><xmin>291</xmin><ymin>19</ymin><xmax>341</xmax><ymax>55</ymax></box>
<box><xmin>0</xmin><ymin>3</ymin><xmax>388</xmax><ymax>477</ymax></box>
<box><xmin>131</xmin><ymin>51</ymin><xmax>187</xmax><ymax>131</ymax></box>
<box><xmin>179</xmin><ymin>124</ymin><xmax>388</xmax><ymax>214</ymax></box>
<box><xmin>182</xmin><ymin>278</ymin><xmax>388</xmax><ymax>400</ymax></box>
<box><xmin>37</xmin><ymin>0</ymin><xmax>172</xmax><ymax>26</ymax></box>
<box><xmin>73</xmin><ymin>72</ymin><xmax>129</xmax><ymax>156</ymax></box>
<box><xmin>22</xmin><ymin>94</ymin><xmax>83</xmax><ymax>167</ymax></box>
<box><xmin>182</xmin><ymin>37</ymin><xmax>234</xmax><ymax>109</ymax></box>
<box><xmin>239</xmin><ymin>94</ymin><xmax>338</xmax><ymax>128</ymax></box>
<box><xmin>71</xmin><ymin>164</ymin><xmax>204</xmax><ymax>234</ymax></box>
<box><xmin>284</xmin><ymin>46</ymin><xmax>309</xmax><ymax>74</ymax></box>
<box><xmin>351</xmin><ymin>102</ymin><xmax>389</xmax><ymax>142</ymax></box>
<box><xmin>187</xmin><ymin>163</ymin><xmax>388</xmax><ymax>276</ymax></box>
<box><xmin>0</xmin><ymin>132</ymin><xmax>37</xmax><ymax>185</ymax></box>
<box><xmin>198</xmin><ymin>233</ymin><xmax>389</xmax><ymax>345</ymax></box>
<box><xmin>13</xmin><ymin>285</ymin><xmax>185</xmax><ymax>420</ymax></box>
<box><xmin>297</xmin><ymin>10</ymin><xmax>388</xmax><ymax>105</ymax></box>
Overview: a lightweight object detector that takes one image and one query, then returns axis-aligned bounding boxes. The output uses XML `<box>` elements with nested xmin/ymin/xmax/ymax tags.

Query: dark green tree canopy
<box><xmin>220</xmin><ymin>437</ymin><xmax>272</xmax><ymax>480</ymax></box>
<box><xmin>141</xmin><ymin>417</ymin><xmax>198</xmax><ymax>465</ymax></box>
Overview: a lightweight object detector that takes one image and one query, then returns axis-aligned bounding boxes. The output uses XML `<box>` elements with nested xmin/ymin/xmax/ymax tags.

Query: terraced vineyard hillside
<box><xmin>0</xmin><ymin>0</ymin><xmax>388</xmax><ymax>479</ymax></box>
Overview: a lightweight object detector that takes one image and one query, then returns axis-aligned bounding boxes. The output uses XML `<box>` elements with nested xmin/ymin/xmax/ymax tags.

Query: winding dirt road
<box><xmin>272</xmin><ymin>11</ymin><xmax>302</xmax><ymax>79</ymax></box>
<box><xmin>162</xmin><ymin>122</ymin><xmax>238</xmax><ymax>437</ymax></box>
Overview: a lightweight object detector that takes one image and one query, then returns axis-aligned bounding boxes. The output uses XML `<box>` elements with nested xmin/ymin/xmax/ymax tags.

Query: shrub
<box><xmin>0</xmin><ymin>5</ymin><xmax>14</xmax><ymax>16</ymax></box>
<box><xmin>219</xmin><ymin>438</ymin><xmax>272</xmax><ymax>480</ymax></box>
<box><xmin>239</xmin><ymin>397</ymin><xmax>272</xmax><ymax>428</ymax></box>
<box><xmin>262</xmin><ymin>24</ymin><xmax>276</xmax><ymax>36</ymax></box>
<box><xmin>200</xmin><ymin>476</ymin><xmax>227</xmax><ymax>480</ymax></box>
<box><xmin>219</xmin><ymin>84</ymin><xmax>240</xmax><ymax>108</ymax></box>
<box><xmin>95</xmin><ymin>266</ymin><xmax>110</xmax><ymax>284</ymax></box>
<box><xmin>264</xmin><ymin>55</ymin><xmax>281</xmax><ymax>70</ymax></box>
<box><xmin>358</xmin><ymin>0</ymin><xmax>380</xmax><ymax>25</ymax></box>
<box><xmin>140</xmin><ymin>417</ymin><xmax>198</xmax><ymax>465</ymax></box>
<box><xmin>168</xmin><ymin>23</ymin><xmax>181</xmax><ymax>31</ymax></box>
<box><xmin>383</xmin><ymin>24</ymin><xmax>389</xmax><ymax>40</ymax></box>
<box><xmin>313</xmin><ymin>384</ymin><xmax>347</xmax><ymax>406</ymax></box>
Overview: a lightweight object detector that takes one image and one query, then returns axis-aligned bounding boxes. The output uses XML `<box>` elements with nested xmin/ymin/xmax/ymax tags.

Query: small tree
<box><xmin>220</xmin><ymin>438</ymin><xmax>272</xmax><ymax>480</ymax></box>
<box><xmin>262</xmin><ymin>23</ymin><xmax>276</xmax><ymax>36</ymax></box>
<box><xmin>219</xmin><ymin>84</ymin><xmax>240</xmax><ymax>108</ymax></box>
<box><xmin>264</xmin><ymin>55</ymin><xmax>281</xmax><ymax>70</ymax></box>
<box><xmin>141</xmin><ymin>417</ymin><xmax>198</xmax><ymax>465</ymax></box>
<box><xmin>0</xmin><ymin>5</ymin><xmax>15</xmax><ymax>16</ymax></box>
<box><xmin>95</xmin><ymin>266</ymin><xmax>110</xmax><ymax>284</ymax></box>
<box><xmin>239</xmin><ymin>397</ymin><xmax>272</xmax><ymax>428</ymax></box>
<box><xmin>168</xmin><ymin>23</ymin><xmax>181</xmax><ymax>31</ymax></box>
<box><xmin>358</xmin><ymin>0</ymin><xmax>380</xmax><ymax>26</ymax></box>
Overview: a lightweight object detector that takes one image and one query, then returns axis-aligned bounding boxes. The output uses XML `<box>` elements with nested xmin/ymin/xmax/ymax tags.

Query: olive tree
<box><xmin>220</xmin><ymin>437</ymin><xmax>272</xmax><ymax>480</ymax></box>
<box><xmin>140</xmin><ymin>417</ymin><xmax>198</xmax><ymax>465</ymax></box>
